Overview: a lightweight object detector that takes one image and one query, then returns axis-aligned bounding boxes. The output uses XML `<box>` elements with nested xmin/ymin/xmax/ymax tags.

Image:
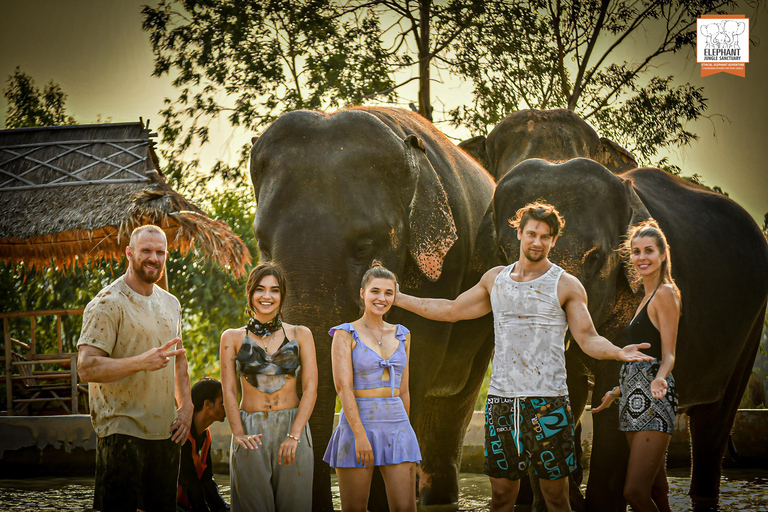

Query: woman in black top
<box><xmin>593</xmin><ymin>220</ymin><xmax>681</xmax><ymax>512</ymax></box>
<box><xmin>219</xmin><ymin>262</ymin><xmax>318</xmax><ymax>511</ymax></box>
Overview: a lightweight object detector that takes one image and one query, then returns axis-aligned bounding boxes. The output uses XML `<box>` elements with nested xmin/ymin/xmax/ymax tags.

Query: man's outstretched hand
<box><xmin>617</xmin><ymin>343</ymin><xmax>654</xmax><ymax>362</ymax></box>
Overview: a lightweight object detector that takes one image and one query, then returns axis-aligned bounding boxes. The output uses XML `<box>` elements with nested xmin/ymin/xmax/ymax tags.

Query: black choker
<box><xmin>246</xmin><ymin>316</ymin><xmax>282</xmax><ymax>337</ymax></box>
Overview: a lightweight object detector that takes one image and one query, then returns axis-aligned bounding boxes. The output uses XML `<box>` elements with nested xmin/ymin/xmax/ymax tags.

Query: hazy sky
<box><xmin>1</xmin><ymin>1</ymin><xmax>766</xmax><ymax>224</ymax></box>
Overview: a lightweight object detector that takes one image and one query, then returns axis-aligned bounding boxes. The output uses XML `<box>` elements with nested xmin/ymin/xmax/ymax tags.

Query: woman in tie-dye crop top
<box><xmin>324</xmin><ymin>262</ymin><xmax>421</xmax><ymax>511</ymax></box>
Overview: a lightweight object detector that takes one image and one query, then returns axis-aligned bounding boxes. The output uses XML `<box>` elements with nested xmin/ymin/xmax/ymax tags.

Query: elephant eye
<box><xmin>355</xmin><ymin>239</ymin><xmax>374</xmax><ymax>260</ymax></box>
<box><xmin>582</xmin><ymin>249</ymin><xmax>603</xmax><ymax>278</ymax></box>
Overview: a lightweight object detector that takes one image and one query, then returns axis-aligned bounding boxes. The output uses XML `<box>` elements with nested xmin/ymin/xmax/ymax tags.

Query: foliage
<box><xmin>0</xmin><ymin>262</ymin><xmax>123</xmax><ymax>357</ymax></box>
<box><xmin>141</xmin><ymin>0</ymin><xmax>488</xmax><ymax>182</ymax></box>
<box><xmin>449</xmin><ymin>0</ymin><xmax>740</xmax><ymax>167</ymax></box>
<box><xmin>167</xmin><ymin>182</ymin><xmax>259</xmax><ymax>380</ymax></box>
<box><xmin>0</xmin><ymin>185</ymin><xmax>257</xmax><ymax>384</ymax></box>
<box><xmin>0</xmin><ymin>70</ymin><xmax>258</xmax><ymax>386</ymax></box>
<box><xmin>3</xmin><ymin>67</ymin><xmax>76</xmax><ymax>128</ymax></box>
<box><xmin>140</xmin><ymin>0</ymin><xmax>755</xmax><ymax>182</ymax></box>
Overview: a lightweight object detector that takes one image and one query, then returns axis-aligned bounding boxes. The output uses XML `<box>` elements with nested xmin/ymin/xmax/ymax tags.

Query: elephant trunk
<box><xmin>278</xmin><ymin>259</ymin><xmax>359</xmax><ymax>511</ymax></box>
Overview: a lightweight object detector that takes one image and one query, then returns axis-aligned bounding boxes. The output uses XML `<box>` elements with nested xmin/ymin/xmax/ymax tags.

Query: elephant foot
<box><xmin>690</xmin><ymin>493</ymin><xmax>720</xmax><ymax>512</ymax></box>
<box><xmin>418</xmin><ymin>467</ymin><xmax>460</xmax><ymax>506</ymax></box>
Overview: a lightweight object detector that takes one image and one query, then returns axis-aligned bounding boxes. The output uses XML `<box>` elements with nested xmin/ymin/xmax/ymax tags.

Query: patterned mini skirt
<box><xmin>618</xmin><ymin>359</ymin><xmax>678</xmax><ymax>435</ymax></box>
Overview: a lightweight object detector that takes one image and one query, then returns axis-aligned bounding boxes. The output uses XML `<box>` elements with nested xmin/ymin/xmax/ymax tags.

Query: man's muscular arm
<box><xmin>394</xmin><ymin>267</ymin><xmax>501</xmax><ymax>322</ymax></box>
<box><xmin>560</xmin><ymin>274</ymin><xmax>652</xmax><ymax>362</ymax></box>
<box><xmin>77</xmin><ymin>338</ymin><xmax>185</xmax><ymax>383</ymax></box>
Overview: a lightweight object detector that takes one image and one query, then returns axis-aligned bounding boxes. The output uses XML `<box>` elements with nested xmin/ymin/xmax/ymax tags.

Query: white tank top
<box><xmin>488</xmin><ymin>262</ymin><xmax>569</xmax><ymax>398</ymax></box>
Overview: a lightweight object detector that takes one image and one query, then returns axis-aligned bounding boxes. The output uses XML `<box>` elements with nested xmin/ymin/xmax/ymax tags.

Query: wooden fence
<box><xmin>1</xmin><ymin>309</ymin><xmax>86</xmax><ymax>416</ymax></box>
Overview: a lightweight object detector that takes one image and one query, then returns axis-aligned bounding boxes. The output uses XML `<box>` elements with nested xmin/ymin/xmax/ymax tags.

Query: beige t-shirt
<box><xmin>77</xmin><ymin>275</ymin><xmax>181</xmax><ymax>439</ymax></box>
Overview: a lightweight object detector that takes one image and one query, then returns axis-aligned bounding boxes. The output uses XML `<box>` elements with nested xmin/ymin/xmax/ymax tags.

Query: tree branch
<box><xmin>356</xmin><ymin>76</ymin><xmax>420</xmax><ymax>101</ymax></box>
<box><xmin>569</xmin><ymin>0</ymin><xmax>610</xmax><ymax>110</ymax></box>
<box><xmin>549</xmin><ymin>0</ymin><xmax>573</xmax><ymax>103</ymax></box>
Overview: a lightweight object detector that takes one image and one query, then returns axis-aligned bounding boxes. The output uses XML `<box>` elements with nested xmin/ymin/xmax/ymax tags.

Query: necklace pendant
<box><xmin>377</xmin><ymin>341</ymin><xmax>383</xmax><ymax>346</ymax></box>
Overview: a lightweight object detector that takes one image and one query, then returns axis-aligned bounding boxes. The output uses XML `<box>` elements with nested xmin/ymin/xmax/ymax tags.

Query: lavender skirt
<box><xmin>323</xmin><ymin>396</ymin><xmax>422</xmax><ymax>468</ymax></box>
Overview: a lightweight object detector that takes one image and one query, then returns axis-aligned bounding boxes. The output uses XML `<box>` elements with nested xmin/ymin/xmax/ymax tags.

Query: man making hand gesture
<box><xmin>78</xmin><ymin>225</ymin><xmax>192</xmax><ymax>512</ymax></box>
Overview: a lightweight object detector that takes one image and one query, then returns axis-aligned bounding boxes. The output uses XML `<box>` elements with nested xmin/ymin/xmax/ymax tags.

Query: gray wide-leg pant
<box><xmin>230</xmin><ymin>408</ymin><xmax>313</xmax><ymax>512</ymax></box>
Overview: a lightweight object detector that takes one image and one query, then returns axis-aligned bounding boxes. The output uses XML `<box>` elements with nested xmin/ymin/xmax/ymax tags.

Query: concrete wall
<box><xmin>0</xmin><ymin>415</ymin><xmax>97</xmax><ymax>477</ymax></box>
<box><xmin>1</xmin><ymin>410</ymin><xmax>766</xmax><ymax>476</ymax></box>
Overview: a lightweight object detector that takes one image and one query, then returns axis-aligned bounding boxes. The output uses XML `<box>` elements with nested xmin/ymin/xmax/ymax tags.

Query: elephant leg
<box><xmin>367</xmin><ymin>469</ymin><xmax>389</xmax><ymax>512</ymax></box>
<box><xmin>417</xmin><ymin>334</ymin><xmax>494</xmax><ymax>505</ymax></box>
<box><xmin>688</xmin><ymin>307</ymin><xmax>765</xmax><ymax>506</ymax></box>
<box><xmin>310</xmin><ymin>391</ymin><xmax>337</xmax><ymax>511</ymax></box>
<box><xmin>585</xmin><ymin>381</ymin><xmax>629</xmax><ymax>512</ymax></box>
<box><xmin>564</xmin><ymin>349</ymin><xmax>591</xmax><ymax>511</ymax></box>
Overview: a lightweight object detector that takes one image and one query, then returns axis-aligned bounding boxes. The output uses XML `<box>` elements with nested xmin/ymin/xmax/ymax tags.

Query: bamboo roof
<box><xmin>0</xmin><ymin>121</ymin><xmax>250</xmax><ymax>276</ymax></box>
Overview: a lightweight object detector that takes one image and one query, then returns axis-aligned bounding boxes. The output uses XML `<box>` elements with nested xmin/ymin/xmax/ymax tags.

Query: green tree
<box><xmin>167</xmin><ymin>183</ymin><xmax>259</xmax><ymax>379</ymax></box>
<box><xmin>142</xmin><ymin>0</ymin><xmax>748</xmax><ymax>184</ymax></box>
<box><xmin>449</xmin><ymin>0</ymin><xmax>743</xmax><ymax>166</ymax></box>
<box><xmin>1</xmin><ymin>71</ymin><xmax>257</xmax><ymax>384</ymax></box>
<box><xmin>141</xmin><ymin>0</ymin><xmax>488</xmax><ymax>185</ymax></box>
<box><xmin>3</xmin><ymin>67</ymin><xmax>76</xmax><ymax>128</ymax></box>
<box><xmin>2</xmin><ymin>68</ymin><xmax>93</xmax><ymax>357</ymax></box>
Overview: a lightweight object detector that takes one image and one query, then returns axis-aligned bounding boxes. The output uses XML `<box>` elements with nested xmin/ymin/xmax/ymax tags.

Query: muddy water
<box><xmin>0</xmin><ymin>469</ymin><xmax>766</xmax><ymax>511</ymax></box>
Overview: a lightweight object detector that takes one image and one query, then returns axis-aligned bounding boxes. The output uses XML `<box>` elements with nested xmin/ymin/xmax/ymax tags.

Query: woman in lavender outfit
<box><xmin>324</xmin><ymin>261</ymin><xmax>421</xmax><ymax>511</ymax></box>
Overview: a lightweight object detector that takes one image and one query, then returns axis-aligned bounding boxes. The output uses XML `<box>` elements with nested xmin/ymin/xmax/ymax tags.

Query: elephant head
<box><xmin>489</xmin><ymin>157</ymin><xmax>649</xmax><ymax>340</ymax></box>
<box><xmin>250</xmin><ymin>112</ymin><xmax>458</xmax><ymax>291</ymax></box>
<box><xmin>249</xmin><ymin>107</ymin><xmax>493</xmax><ymax>509</ymax></box>
<box><xmin>459</xmin><ymin>109</ymin><xmax>637</xmax><ymax>181</ymax></box>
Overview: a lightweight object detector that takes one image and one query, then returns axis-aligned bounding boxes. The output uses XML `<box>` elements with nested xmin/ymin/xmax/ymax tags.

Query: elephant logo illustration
<box><xmin>697</xmin><ymin>17</ymin><xmax>749</xmax><ymax>65</ymax></box>
<box><xmin>700</xmin><ymin>20</ymin><xmax>746</xmax><ymax>50</ymax></box>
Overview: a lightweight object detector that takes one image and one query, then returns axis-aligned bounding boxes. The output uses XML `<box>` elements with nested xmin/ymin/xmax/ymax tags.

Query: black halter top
<box><xmin>624</xmin><ymin>290</ymin><xmax>663</xmax><ymax>360</ymax></box>
<box><xmin>236</xmin><ymin>325</ymin><xmax>300</xmax><ymax>390</ymax></box>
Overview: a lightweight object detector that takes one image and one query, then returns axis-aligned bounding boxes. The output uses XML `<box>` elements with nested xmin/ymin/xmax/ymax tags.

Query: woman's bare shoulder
<box><xmin>220</xmin><ymin>326</ymin><xmax>246</xmax><ymax>346</ymax></box>
<box><xmin>652</xmin><ymin>284</ymin><xmax>681</xmax><ymax>314</ymax></box>
<box><xmin>283</xmin><ymin>323</ymin><xmax>315</xmax><ymax>343</ymax></box>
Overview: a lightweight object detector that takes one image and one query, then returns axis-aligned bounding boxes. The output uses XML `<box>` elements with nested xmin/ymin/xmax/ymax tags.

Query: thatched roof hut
<box><xmin>0</xmin><ymin>121</ymin><xmax>250</xmax><ymax>276</ymax></box>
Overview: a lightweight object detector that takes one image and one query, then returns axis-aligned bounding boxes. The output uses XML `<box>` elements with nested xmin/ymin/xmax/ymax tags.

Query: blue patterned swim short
<box><xmin>484</xmin><ymin>395</ymin><xmax>578</xmax><ymax>481</ymax></box>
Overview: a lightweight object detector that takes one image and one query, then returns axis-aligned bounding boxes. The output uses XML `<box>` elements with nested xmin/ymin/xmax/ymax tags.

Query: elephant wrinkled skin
<box><xmin>460</xmin><ymin>108</ymin><xmax>637</xmax><ymax>181</ymax></box>
<box><xmin>484</xmin><ymin>157</ymin><xmax>768</xmax><ymax>511</ymax></box>
<box><xmin>249</xmin><ymin>107</ymin><xmax>495</xmax><ymax>510</ymax></box>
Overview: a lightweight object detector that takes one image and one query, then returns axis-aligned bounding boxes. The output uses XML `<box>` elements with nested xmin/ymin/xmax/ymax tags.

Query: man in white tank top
<box><xmin>396</xmin><ymin>202</ymin><xmax>651</xmax><ymax>512</ymax></box>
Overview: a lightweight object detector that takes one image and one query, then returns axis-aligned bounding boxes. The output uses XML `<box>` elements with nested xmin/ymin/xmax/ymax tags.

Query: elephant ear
<box><xmin>597</xmin><ymin>137</ymin><xmax>637</xmax><ymax>173</ymax></box>
<box><xmin>471</xmin><ymin>201</ymin><xmax>504</xmax><ymax>273</ymax></box>
<box><xmin>249</xmin><ymin>135</ymin><xmax>264</xmax><ymax>196</ymax></box>
<box><xmin>621</xmin><ymin>178</ymin><xmax>652</xmax><ymax>286</ymax></box>
<box><xmin>404</xmin><ymin>134</ymin><xmax>458</xmax><ymax>282</ymax></box>
<box><xmin>458</xmin><ymin>135</ymin><xmax>490</xmax><ymax>174</ymax></box>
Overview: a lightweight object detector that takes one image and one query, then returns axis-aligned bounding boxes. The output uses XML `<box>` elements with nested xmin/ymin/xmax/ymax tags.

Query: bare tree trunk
<box><xmin>418</xmin><ymin>0</ymin><xmax>432</xmax><ymax>121</ymax></box>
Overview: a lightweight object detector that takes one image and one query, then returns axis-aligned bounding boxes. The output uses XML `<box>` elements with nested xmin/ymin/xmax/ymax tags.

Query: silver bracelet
<box><xmin>286</xmin><ymin>433</ymin><xmax>300</xmax><ymax>443</ymax></box>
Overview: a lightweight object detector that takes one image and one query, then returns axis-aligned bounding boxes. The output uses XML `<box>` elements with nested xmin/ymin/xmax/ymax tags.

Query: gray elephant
<box><xmin>459</xmin><ymin>109</ymin><xmax>637</xmax><ymax>181</ymax></box>
<box><xmin>482</xmin><ymin>157</ymin><xmax>768</xmax><ymax>510</ymax></box>
<box><xmin>249</xmin><ymin>107</ymin><xmax>495</xmax><ymax>509</ymax></box>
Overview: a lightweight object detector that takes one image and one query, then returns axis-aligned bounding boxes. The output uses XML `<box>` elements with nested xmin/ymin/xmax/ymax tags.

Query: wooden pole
<box><xmin>70</xmin><ymin>354</ymin><xmax>78</xmax><ymax>414</ymax></box>
<box><xmin>30</xmin><ymin>317</ymin><xmax>35</xmax><ymax>355</ymax></box>
<box><xmin>56</xmin><ymin>314</ymin><xmax>63</xmax><ymax>354</ymax></box>
<box><xmin>5</xmin><ymin>318</ymin><xmax>13</xmax><ymax>416</ymax></box>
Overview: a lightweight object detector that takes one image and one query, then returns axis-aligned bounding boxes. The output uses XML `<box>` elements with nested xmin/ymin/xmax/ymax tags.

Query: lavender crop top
<box><xmin>328</xmin><ymin>323</ymin><xmax>410</xmax><ymax>397</ymax></box>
